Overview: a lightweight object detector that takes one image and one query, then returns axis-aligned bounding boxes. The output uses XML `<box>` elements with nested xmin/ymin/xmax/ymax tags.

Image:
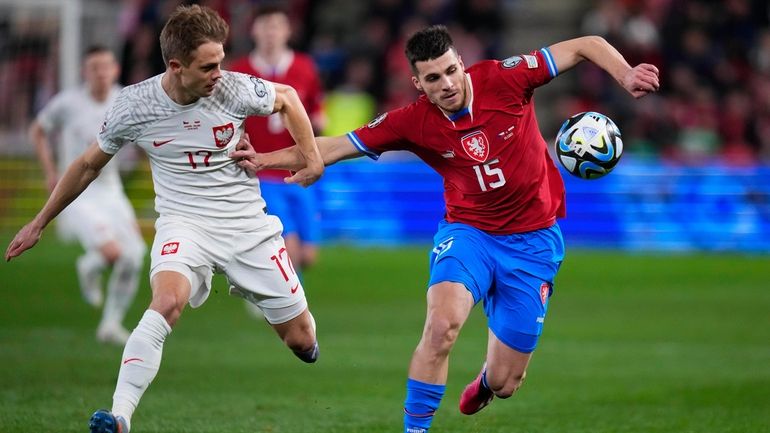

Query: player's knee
<box><xmin>100</xmin><ymin>244</ymin><xmax>122</xmax><ymax>264</ymax></box>
<box><xmin>149</xmin><ymin>290</ymin><xmax>187</xmax><ymax>327</ymax></box>
<box><xmin>486</xmin><ymin>371</ymin><xmax>526</xmax><ymax>399</ymax></box>
<box><xmin>423</xmin><ymin>316</ymin><xmax>462</xmax><ymax>354</ymax></box>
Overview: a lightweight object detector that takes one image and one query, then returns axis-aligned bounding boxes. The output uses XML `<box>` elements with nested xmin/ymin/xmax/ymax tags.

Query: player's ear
<box><xmin>168</xmin><ymin>58</ymin><xmax>183</xmax><ymax>74</ymax></box>
<box><xmin>412</xmin><ymin>76</ymin><xmax>423</xmax><ymax>92</ymax></box>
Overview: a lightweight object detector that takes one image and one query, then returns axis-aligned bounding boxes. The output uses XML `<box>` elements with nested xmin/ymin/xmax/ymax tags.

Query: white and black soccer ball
<box><xmin>554</xmin><ymin>111</ymin><xmax>623</xmax><ymax>180</ymax></box>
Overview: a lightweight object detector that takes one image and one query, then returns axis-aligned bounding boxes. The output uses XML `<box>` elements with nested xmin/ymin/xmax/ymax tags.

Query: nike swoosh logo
<box><xmin>290</xmin><ymin>283</ymin><xmax>299</xmax><ymax>294</ymax></box>
<box><xmin>123</xmin><ymin>357</ymin><xmax>143</xmax><ymax>365</ymax></box>
<box><xmin>153</xmin><ymin>138</ymin><xmax>174</xmax><ymax>147</ymax></box>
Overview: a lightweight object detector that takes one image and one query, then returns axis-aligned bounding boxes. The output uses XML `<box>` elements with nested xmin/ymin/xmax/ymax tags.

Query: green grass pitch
<box><xmin>1</xmin><ymin>234</ymin><xmax>768</xmax><ymax>432</ymax></box>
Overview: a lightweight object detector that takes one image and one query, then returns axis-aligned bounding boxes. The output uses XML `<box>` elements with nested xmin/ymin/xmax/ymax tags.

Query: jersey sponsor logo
<box><xmin>460</xmin><ymin>130</ymin><xmax>490</xmax><ymax>162</ymax></box>
<box><xmin>501</xmin><ymin>55</ymin><xmax>522</xmax><ymax>69</ymax></box>
<box><xmin>100</xmin><ymin>121</ymin><xmax>107</xmax><ymax>134</ymax></box>
<box><xmin>367</xmin><ymin>113</ymin><xmax>387</xmax><ymax>128</ymax></box>
<box><xmin>161</xmin><ymin>242</ymin><xmax>179</xmax><ymax>255</ymax></box>
<box><xmin>441</xmin><ymin>150</ymin><xmax>455</xmax><ymax>158</ymax></box>
<box><xmin>152</xmin><ymin>138</ymin><xmax>174</xmax><ymax>147</ymax></box>
<box><xmin>212</xmin><ymin>122</ymin><xmax>235</xmax><ymax>148</ymax></box>
<box><xmin>290</xmin><ymin>282</ymin><xmax>300</xmax><ymax>294</ymax></box>
<box><xmin>250</xmin><ymin>76</ymin><xmax>268</xmax><ymax>97</ymax></box>
<box><xmin>540</xmin><ymin>282</ymin><xmax>550</xmax><ymax>305</ymax></box>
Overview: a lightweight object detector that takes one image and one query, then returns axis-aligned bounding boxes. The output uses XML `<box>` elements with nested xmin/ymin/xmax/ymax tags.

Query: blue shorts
<box><xmin>428</xmin><ymin>221</ymin><xmax>565</xmax><ymax>353</ymax></box>
<box><xmin>260</xmin><ymin>180</ymin><xmax>321</xmax><ymax>243</ymax></box>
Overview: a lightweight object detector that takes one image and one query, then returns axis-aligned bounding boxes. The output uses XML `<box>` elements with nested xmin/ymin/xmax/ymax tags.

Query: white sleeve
<box><xmin>96</xmin><ymin>90</ymin><xmax>135</xmax><ymax>155</ymax></box>
<box><xmin>229</xmin><ymin>71</ymin><xmax>276</xmax><ymax>117</ymax></box>
<box><xmin>35</xmin><ymin>92</ymin><xmax>68</xmax><ymax>133</ymax></box>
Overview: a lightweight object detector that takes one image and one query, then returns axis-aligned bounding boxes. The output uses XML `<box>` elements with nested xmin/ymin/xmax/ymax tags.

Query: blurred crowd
<box><xmin>568</xmin><ymin>0</ymin><xmax>770</xmax><ymax>165</ymax></box>
<box><xmin>116</xmin><ymin>0</ymin><xmax>503</xmax><ymax>136</ymax></box>
<box><xmin>3</xmin><ymin>0</ymin><xmax>770</xmax><ymax>164</ymax></box>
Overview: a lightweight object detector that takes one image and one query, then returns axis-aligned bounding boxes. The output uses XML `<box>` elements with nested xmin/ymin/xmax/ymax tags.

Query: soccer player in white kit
<box><xmin>29</xmin><ymin>45</ymin><xmax>146</xmax><ymax>346</ymax></box>
<box><xmin>5</xmin><ymin>5</ymin><xmax>324</xmax><ymax>433</ymax></box>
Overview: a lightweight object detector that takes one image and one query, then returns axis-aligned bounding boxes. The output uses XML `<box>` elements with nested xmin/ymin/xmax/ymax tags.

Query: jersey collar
<box><xmin>250</xmin><ymin>50</ymin><xmax>295</xmax><ymax>77</ymax></box>
<box><xmin>441</xmin><ymin>72</ymin><xmax>474</xmax><ymax>126</ymax></box>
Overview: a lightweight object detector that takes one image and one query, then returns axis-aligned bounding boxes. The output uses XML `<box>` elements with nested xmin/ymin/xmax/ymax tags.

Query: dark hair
<box><xmin>404</xmin><ymin>25</ymin><xmax>456</xmax><ymax>72</ymax></box>
<box><xmin>159</xmin><ymin>4</ymin><xmax>229</xmax><ymax>67</ymax></box>
<box><xmin>84</xmin><ymin>45</ymin><xmax>112</xmax><ymax>57</ymax></box>
<box><xmin>255</xmin><ymin>2</ymin><xmax>289</xmax><ymax>19</ymax></box>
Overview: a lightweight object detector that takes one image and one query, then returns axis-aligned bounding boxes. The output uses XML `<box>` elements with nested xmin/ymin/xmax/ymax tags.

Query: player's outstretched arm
<box><xmin>29</xmin><ymin>121</ymin><xmax>58</xmax><ymax>193</ymax></box>
<box><xmin>232</xmin><ymin>134</ymin><xmax>362</xmax><ymax>181</ymax></box>
<box><xmin>548</xmin><ymin>35</ymin><xmax>660</xmax><ymax>99</ymax></box>
<box><xmin>272</xmin><ymin>83</ymin><xmax>324</xmax><ymax>187</ymax></box>
<box><xmin>5</xmin><ymin>141</ymin><xmax>112</xmax><ymax>261</ymax></box>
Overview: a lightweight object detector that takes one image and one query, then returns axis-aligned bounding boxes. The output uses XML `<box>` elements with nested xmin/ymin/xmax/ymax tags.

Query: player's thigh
<box><xmin>484</xmin><ymin>224</ymin><xmax>564</xmax><ymax>353</ymax></box>
<box><xmin>150</xmin><ymin>219</ymin><xmax>216</xmax><ymax>308</ymax></box>
<box><xmin>424</xmin><ymin>281</ymin><xmax>475</xmax><ymax>335</ymax></box>
<box><xmin>148</xmin><ymin>265</ymin><xmax>200</xmax><ymax>325</ymax></box>
<box><xmin>111</xmin><ymin>193</ymin><xmax>148</xmax><ymax>257</ymax></box>
<box><xmin>59</xmin><ymin>198</ymin><xmax>117</xmax><ymax>251</ymax></box>
<box><xmin>225</xmin><ymin>222</ymin><xmax>307</xmax><ymax>324</ymax></box>
<box><xmin>428</xmin><ymin>221</ymin><xmax>495</xmax><ymax>303</ymax></box>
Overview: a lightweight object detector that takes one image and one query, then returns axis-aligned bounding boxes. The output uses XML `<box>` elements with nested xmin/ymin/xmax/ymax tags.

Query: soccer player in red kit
<box><xmin>230</xmin><ymin>4</ymin><xmax>325</xmax><ymax>273</ymax></box>
<box><xmin>233</xmin><ymin>25</ymin><xmax>659</xmax><ymax>433</ymax></box>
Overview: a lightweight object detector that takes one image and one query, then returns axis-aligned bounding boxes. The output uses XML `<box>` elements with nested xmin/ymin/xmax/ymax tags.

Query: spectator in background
<box><xmin>577</xmin><ymin>0</ymin><xmax>770</xmax><ymax>164</ymax></box>
<box><xmin>323</xmin><ymin>56</ymin><xmax>377</xmax><ymax>136</ymax></box>
<box><xmin>28</xmin><ymin>46</ymin><xmax>146</xmax><ymax>346</ymax></box>
<box><xmin>230</xmin><ymin>3</ymin><xmax>325</xmax><ymax>276</ymax></box>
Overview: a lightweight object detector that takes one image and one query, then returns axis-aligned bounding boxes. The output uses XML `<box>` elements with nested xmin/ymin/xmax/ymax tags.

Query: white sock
<box><xmin>112</xmin><ymin>309</ymin><xmax>172</xmax><ymax>427</ymax></box>
<box><xmin>100</xmin><ymin>254</ymin><xmax>141</xmax><ymax>328</ymax></box>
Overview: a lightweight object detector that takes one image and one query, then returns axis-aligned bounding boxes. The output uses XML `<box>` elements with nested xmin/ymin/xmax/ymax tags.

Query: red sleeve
<box><xmin>347</xmin><ymin>104</ymin><xmax>416</xmax><ymax>159</ymax></box>
<box><xmin>495</xmin><ymin>48</ymin><xmax>558</xmax><ymax>93</ymax></box>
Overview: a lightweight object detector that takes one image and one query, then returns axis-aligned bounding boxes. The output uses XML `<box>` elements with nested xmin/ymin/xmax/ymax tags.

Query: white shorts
<box><xmin>56</xmin><ymin>184</ymin><xmax>144</xmax><ymax>253</ymax></box>
<box><xmin>149</xmin><ymin>215</ymin><xmax>307</xmax><ymax>324</ymax></box>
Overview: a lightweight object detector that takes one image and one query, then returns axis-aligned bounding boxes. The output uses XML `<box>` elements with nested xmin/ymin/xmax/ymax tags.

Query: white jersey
<box><xmin>97</xmin><ymin>71</ymin><xmax>276</xmax><ymax>228</ymax></box>
<box><xmin>36</xmin><ymin>85</ymin><xmax>122</xmax><ymax>191</ymax></box>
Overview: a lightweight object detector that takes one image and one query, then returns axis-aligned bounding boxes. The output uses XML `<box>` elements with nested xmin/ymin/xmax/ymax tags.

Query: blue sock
<box><xmin>403</xmin><ymin>378</ymin><xmax>446</xmax><ymax>433</ymax></box>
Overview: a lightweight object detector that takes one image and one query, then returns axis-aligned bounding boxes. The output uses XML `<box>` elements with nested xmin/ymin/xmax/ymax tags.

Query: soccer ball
<box><xmin>554</xmin><ymin>111</ymin><xmax>623</xmax><ymax>180</ymax></box>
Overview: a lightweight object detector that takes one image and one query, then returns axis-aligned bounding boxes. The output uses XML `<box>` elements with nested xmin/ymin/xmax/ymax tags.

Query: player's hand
<box><xmin>284</xmin><ymin>160</ymin><xmax>323</xmax><ymax>187</ymax></box>
<box><xmin>621</xmin><ymin>63</ymin><xmax>660</xmax><ymax>99</ymax></box>
<box><xmin>5</xmin><ymin>220</ymin><xmax>43</xmax><ymax>261</ymax></box>
<box><xmin>230</xmin><ymin>133</ymin><xmax>262</xmax><ymax>176</ymax></box>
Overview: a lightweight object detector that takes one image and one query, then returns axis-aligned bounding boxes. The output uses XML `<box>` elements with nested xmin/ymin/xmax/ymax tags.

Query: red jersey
<box><xmin>349</xmin><ymin>49</ymin><xmax>566</xmax><ymax>235</ymax></box>
<box><xmin>230</xmin><ymin>51</ymin><xmax>323</xmax><ymax>180</ymax></box>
